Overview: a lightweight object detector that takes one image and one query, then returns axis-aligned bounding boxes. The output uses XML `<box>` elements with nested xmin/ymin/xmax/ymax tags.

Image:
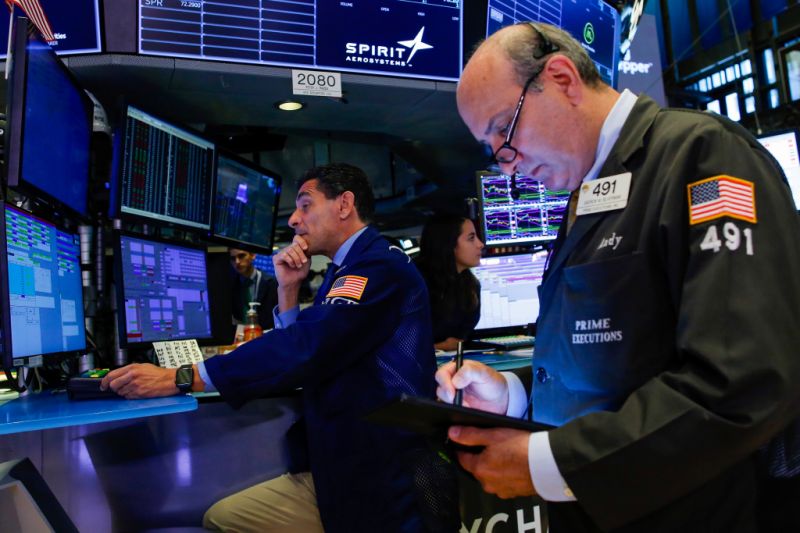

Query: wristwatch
<box><xmin>175</xmin><ymin>364</ymin><xmax>194</xmax><ymax>393</ymax></box>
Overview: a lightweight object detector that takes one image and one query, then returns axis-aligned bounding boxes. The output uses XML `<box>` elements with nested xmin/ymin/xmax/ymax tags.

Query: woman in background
<box><xmin>415</xmin><ymin>213</ymin><xmax>484</xmax><ymax>351</ymax></box>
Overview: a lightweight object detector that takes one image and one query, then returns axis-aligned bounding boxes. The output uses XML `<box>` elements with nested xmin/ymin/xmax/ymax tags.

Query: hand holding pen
<box><xmin>453</xmin><ymin>341</ymin><xmax>464</xmax><ymax>406</ymax></box>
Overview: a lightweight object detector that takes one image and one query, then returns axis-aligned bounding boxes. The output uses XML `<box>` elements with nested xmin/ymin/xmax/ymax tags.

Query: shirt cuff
<box><xmin>273</xmin><ymin>305</ymin><xmax>299</xmax><ymax>329</ymax></box>
<box><xmin>196</xmin><ymin>360</ymin><xmax>217</xmax><ymax>393</ymax></box>
<box><xmin>502</xmin><ymin>371</ymin><xmax>528</xmax><ymax>418</ymax></box>
<box><xmin>529</xmin><ymin>431</ymin><xmax>576</xmax><ymax>502</ymax></box>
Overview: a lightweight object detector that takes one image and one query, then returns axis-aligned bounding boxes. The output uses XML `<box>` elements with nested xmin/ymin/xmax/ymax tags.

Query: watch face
<box><xmin>176</xmin><ymin>366</ymin><xmax>193</xmax><ymax>390</ymax></box>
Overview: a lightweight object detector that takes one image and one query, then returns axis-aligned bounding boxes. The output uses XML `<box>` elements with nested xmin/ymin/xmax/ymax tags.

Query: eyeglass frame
<box><xmin>489</xmin><ymin>24</ymin><xmax>561</xmax><ymax>167</ymax></box>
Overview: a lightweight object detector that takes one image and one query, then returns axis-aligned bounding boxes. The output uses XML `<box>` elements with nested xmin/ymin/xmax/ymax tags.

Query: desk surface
<box><xmin>436</xmin><ymin>350</ymin><xmax>531</xmax><ymax>372</ymax></box>
<box><xmin>0</xmin><ymin>391</ymin><xmax>197</xmax><ymax>435</ymax></box>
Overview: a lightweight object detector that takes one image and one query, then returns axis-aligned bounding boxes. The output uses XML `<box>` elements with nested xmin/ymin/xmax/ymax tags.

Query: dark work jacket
<box><xmin>204</xmin><ymin>226</ymin><xmax>457</xmax><ymax>533</ymax></box>
<box><xmin>534</xmin><ymin>96</ymin><xmax>800</xmax><ymax>532</ymax></box>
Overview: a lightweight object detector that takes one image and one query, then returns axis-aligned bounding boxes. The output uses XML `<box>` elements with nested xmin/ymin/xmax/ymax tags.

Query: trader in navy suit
<box><xmin>102</xmin><ymin>163</ymin><xmax>457</xmax><ymax>533</ymax></box>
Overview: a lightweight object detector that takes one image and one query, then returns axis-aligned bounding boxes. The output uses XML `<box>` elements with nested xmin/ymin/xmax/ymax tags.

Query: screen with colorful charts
<box><xmin>477</xmin><ymin>172</ymin><xmax>570</xmax><ymax>246</ymax></box>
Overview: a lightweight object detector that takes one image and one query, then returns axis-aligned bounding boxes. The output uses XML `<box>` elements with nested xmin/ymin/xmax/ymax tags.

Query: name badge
<box><xmin>576</xmin><ymin>172</ymin><xmax>632</xmax><ymax>216</ymax></box>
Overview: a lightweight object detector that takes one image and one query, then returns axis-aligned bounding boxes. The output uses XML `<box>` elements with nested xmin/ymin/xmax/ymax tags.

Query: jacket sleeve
<box><xmin>549</xmin><ymin>121</ymin><xmax>800</xmax><ymax>529</ymax></box>
<box><xmin>205</xmin><ymin>256</ymin><xmax>409</xmax><ymax>406</ymax></box>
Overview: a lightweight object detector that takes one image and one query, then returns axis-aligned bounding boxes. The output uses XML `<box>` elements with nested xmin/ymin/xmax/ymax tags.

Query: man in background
<box><xmin>229</xmin><ymin>247</ymin><xmax>278</xmax><ymax>331</ymax></box>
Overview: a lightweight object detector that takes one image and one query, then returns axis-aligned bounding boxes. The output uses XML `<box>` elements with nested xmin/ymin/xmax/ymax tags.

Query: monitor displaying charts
<box><xmin>477</xmin><ymin>172</ymin><xmax>570</xmax><ymax>246</ymax></box>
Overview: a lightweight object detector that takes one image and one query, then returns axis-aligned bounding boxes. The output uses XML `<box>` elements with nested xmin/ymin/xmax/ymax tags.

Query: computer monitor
<box><xmin>757</xmin><ymin>130</ymin><xmax>800</xmax><ymax>210</ymax></box>
<box><xmin>5</xmin><ymin>16</ymin><xmax>93</xmax><ymax>217</ymax></box>
<box><xmin>111</xmin><ymin>105</ymin><xmax>215</xmax><ymax>231</ymax></box>
<box><xmin>486</xmin><ymin>0</ymin><xmax>621</xmax><ymax>87</ymax></box>
<box><xmin>115</xmin><ymin>234</ymin><xmax>212</xmax><ymax>347</ymax></box>
<box><xmin>476</xmin><ymin>171</ymin><xmax>570</xmax><ymax>246</ymax></box>
<box><xmin>0</xmin><ymin>205</ymin><xmax>86</xmax><ymax>369</ymax></box>
<box><xmin>212</xmin><ymin>151</ymin><xmax>281</xmax><ymax>254</ymax></box>
<box><xmin>114</xmin><ymin>234</ymin><xmax>211</xmax><ymax>347</ymax></box>
<box><xmin>471</xmin><ymin>251</ymin><xmax>548</xmax><ymax>335</ymax></box>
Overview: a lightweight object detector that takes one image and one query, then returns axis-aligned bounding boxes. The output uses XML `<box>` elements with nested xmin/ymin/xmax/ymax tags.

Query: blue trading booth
<box><xmin>1</xmin><ymin>0</ymin><xmax>798</xmax><ymax>531</ymax></box>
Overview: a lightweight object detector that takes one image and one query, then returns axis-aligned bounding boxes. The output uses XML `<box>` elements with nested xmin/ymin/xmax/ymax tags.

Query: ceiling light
<box><xmin>275</xmin><ymin>100</ymin><xmax>304</xmax><ymax>111</ymax></box>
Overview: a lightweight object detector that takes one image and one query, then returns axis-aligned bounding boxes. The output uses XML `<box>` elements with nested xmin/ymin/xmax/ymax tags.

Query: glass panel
<box><xmin>743</xmin><ymin>77</ymin><xmax>754</xmax><ymax>94</ymax></box>
<box><xmin>741</xmin><ymin>59</ymin><xmax>752</xmax><ymax>76</ymax></box>
<box><xmin>745</xmin><ymin>96</ymin><xmax>755</xmax><ymax>114</ymax></box>
<box><xmin>769</xmin><ymin>88</ymin><xmax>780</xmax><ymax>108</ymax></box>
<box><xmin>726</xmin><ymin>66</ymin><xmax>735</xmax><ymax>82</ymax></box>
<box><xmin>786</xmin><ymin>50</ymin><xmax>800</xmax><ymax>101</ymax></box>
<box><xmin>725</xmin><ymin>92</ymin><xmax>741</xmax><ymax>121</ymax></box>
<box><xmin>699</xmin><ymin>78</ymin><xmax>708</xmax><ymax>92</ymax></box>
<box><xmin>764</xmin><ymin>49</ymin><xmax>777</xmax><ymax>84</ymax></box>
<box><xmin>707</xmin><ymin>99</ymin><xmax>721</xmax><ymax>114</ymax></box>
<box><xmin>712</xmin><ymin>71</ymin><xmax>722</xmax><ymax>88</ymax></box>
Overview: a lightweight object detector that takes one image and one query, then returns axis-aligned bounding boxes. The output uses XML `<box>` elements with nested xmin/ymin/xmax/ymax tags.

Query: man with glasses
<box><xmin>437</xmin><ymin>22</ymin><xmax>800</xmax><ymax>532</ymax></box>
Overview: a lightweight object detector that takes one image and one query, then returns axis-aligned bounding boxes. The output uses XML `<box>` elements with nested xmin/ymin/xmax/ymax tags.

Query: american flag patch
<box><xmin>326</xmin><ymin>275</ymin><xmax>368</xmax><ymax>300</ymax></box>
<box><xmin>687</xmin><ymin>175</ymin><xmax>756</xmax><ymax>225</ymax></box>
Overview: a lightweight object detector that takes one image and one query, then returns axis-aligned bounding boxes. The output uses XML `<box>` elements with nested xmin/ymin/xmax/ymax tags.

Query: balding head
<box><xmin>457</xmin><ymin>22</ymin><xmax>619</xmax><ymax>192</ymax></box>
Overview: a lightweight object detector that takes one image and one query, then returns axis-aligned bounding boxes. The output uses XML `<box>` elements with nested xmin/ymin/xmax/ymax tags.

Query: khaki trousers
<box><xmin>203</xmin><ymin>471</ymin><xmax>324</xmax><ymax>533</ymax></box>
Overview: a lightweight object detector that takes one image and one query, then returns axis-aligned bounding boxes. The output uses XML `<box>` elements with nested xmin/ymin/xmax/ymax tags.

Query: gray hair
<box><xmin>502</xmin><ymin>22</ymin><xmax>603</xmax><ymax>91</ymax></box>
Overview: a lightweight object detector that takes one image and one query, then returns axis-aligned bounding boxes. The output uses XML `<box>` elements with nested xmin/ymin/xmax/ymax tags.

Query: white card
<box><xmin>576</xmin><ymin>172</ymin><xmax>632</xmax><ymax>216</ymax></box>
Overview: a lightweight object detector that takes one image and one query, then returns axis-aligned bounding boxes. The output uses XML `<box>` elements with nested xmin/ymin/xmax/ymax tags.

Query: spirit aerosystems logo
<box><xmin>345</xmin><ymin>27</ymin><xmax>433</xmax><ymax>68</ymax></box>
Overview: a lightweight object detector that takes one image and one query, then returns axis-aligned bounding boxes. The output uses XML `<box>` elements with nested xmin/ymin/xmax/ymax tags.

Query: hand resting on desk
<box><xmin>101</xmin><ymin>363</ymin><xmax>188</xmax><ymax>399</ymax></box>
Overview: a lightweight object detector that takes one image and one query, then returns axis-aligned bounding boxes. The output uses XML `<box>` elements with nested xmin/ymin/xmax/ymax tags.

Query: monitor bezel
<box><xmin>110</xmin><ymin>104</ymin><xmax>217</xmax><ymax>233</ymax></box>
<box><xmin>209</xmin><ymin>148</ymin><xmax>283</xmax><ymax>256</ymax></box>
<box><xmin>4</xmin><ymin>16</ymin><xmax>93</xmax><ymax>220</ymax></box>
<box><xmin>0</xmin><ymin>203</ymin><xmax>87</xmax><ymax>370</ymax></box>
<box><xmin>113</xmin><ymin>231</ymin><xmax>215</xmax><ymax>349</ymax></box>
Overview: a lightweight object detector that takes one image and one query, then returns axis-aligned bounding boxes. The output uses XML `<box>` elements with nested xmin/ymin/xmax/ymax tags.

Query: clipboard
<box><xmin>364</xmin><ymin>394</ymin><xmax>553</xmax><ymax>436</ymax></box>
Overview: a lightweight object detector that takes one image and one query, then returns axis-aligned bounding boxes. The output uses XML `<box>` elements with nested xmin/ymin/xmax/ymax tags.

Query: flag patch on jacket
<box><xmin>688</xmin><ymin>175</ymin><xmax>756</xmax><ymax>225</ymax></box>
<box><xmin>326</xmin><ymin>275</ymin><xmax>368</xmax><ymax>300</ymax></box>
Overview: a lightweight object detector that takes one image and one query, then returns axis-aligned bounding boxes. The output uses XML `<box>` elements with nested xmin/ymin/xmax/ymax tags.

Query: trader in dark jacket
<box><xmin>436</xmin><ymin>22</ymin><xmax>800</xmax><ymax>533</ymax></box>
<box><xmin>229</xmin><ymin>247</ymin><xmax>278</xmax><ymax>331</ymax></box>
<box><xmin>103</xmin><ymin>163</ymin><xmax>457</xmax><ymax>533</ymax></box>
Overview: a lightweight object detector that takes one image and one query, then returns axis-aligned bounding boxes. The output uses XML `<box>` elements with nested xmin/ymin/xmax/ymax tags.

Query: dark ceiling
<box><xmin>62</xmin><ymin>54</ymin><xmax>487</xmax><ymax>231</ymax></box>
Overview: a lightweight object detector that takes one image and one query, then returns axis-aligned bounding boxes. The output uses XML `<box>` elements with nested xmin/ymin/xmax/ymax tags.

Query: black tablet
<box><xmin>364</xmin><ymin>394</ymin><xmax>553</xmax><ymax>436</ymax></box>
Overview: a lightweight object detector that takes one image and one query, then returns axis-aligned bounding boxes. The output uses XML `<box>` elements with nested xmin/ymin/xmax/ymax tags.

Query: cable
<box><xmin>725</xmin><ymin>0</ymin><xmax>763</xmax><ymax>134</ymax></box>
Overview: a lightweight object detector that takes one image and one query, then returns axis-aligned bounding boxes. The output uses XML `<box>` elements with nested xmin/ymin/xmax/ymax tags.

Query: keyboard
<box><xmin>475</xmin><ymin>334</ymin><xmax>535</xmax><ymax>349</ymax></box>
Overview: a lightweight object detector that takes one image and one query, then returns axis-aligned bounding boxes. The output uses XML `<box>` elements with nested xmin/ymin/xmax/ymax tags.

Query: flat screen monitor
<box><xmin>757</xmin><ymin>130</ymin><xmax>800</xmax><ymax>210</ymax></box>
<box><xmin>5</xmin><ymin>17</ymin><xmax>92</xmax><ymax>217</ymax></box>
<box><xmin>212</xmin><ymin>151</ymin><xmax>281</xmax><ymax>254</ymax></box>
<box><xmin>486</xmin><ymin>0</ymin><xmax>621</xmax><ymax>87</ymax></box>
<box><xmin>138</xmin><ymin>0</ymin><xmax>463</xmax><ymax>82</ymax></box>
<box><xmin>471</xmin><ymin>251</ymin><xmax>547</xmax><ymax>334</ymax></box>
<box><xmin>0</xmin><ymin>205</ymin><xmax>86</xmax><ymax>369</ymax></box>
<box><xmin>113</xmin><ymin>105</ymin><xmax>216</xmax><ymax>231</ymax></box>
<box><xmin>476</xmin><ymin>171</ymin><xmax>570</xmax><ymax>246</ymax></box>
<box><xmin>116</xmin><ymin>234</ymin><xmax>212</xmax><ymax>347</ymax></box>
<box><xmin>0</xmin><ymin>0</ymin><xmax>102</xmax><ymax>57</ymax></box>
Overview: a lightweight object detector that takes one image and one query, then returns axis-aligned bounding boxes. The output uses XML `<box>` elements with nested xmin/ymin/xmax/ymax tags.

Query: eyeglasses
<box><xmin>489</xmin><ymin>24</ymin><xmax>560</xmax><ymax>168</ymax></box>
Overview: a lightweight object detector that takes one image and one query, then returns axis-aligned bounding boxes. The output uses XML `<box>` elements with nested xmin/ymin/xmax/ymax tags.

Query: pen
<box><xmin>454</xmin><ymin>341</ymin><xmax>463</xmax><ymax>406</ymax></box>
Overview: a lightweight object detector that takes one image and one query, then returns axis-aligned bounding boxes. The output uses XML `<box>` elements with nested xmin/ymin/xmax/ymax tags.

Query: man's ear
<box><xmin>339</xmin><ymin>191</ymin><xmax>356</xmax><ymax>219</ymax></box>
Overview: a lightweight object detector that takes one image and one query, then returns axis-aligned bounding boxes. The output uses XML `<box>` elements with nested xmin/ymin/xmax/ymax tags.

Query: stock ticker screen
<box><xmin>478</xmin><ymin>173</ymin><xmax>570</xmax><ymax>246</ymax></box>
<box><xmin>0</xmin><ymin>0</ymin><xmax>102</xmax><ymax>57</ymax></box>
<box><xmin>118</xmin><ymin>106</ymin><xmax>215</xmax><ymax>230</ymax></box>
<box><xmin>138</xmin><ymin>0</ymin><xmax>463</xmax><ymax>81</ymax></box>
<box><xmin>486</xmin><ymin>0</ymin><xmax>621</xmax><ymax>87</ymax></box>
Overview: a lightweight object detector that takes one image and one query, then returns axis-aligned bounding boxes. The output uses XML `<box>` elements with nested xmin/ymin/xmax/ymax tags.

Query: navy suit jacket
<box><xmin>205</xmin><ymin>226</ymin><xmax>456</xmax><ymax>532</ymax></box>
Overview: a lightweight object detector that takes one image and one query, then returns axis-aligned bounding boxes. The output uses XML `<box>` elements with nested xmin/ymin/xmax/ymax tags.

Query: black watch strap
<box><xmin>175</xmin><ymin>364</ymin><xmax>194</xmax><ymax>393</ymax></box>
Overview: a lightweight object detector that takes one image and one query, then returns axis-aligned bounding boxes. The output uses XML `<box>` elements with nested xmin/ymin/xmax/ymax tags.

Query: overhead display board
<box><xmin>0</xmin><ymin>0</ymin><xmax>101</xmax><ymax>57</ymax></box>
<box><xmin>139</xmin><ymin>0</ymin><xmax>463</xmax><ymax>82</ymax></box>
<box><xmin>486</xmin><ymin>0</ymin><xmax>620</xmax><ymax>87</ymax></box>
